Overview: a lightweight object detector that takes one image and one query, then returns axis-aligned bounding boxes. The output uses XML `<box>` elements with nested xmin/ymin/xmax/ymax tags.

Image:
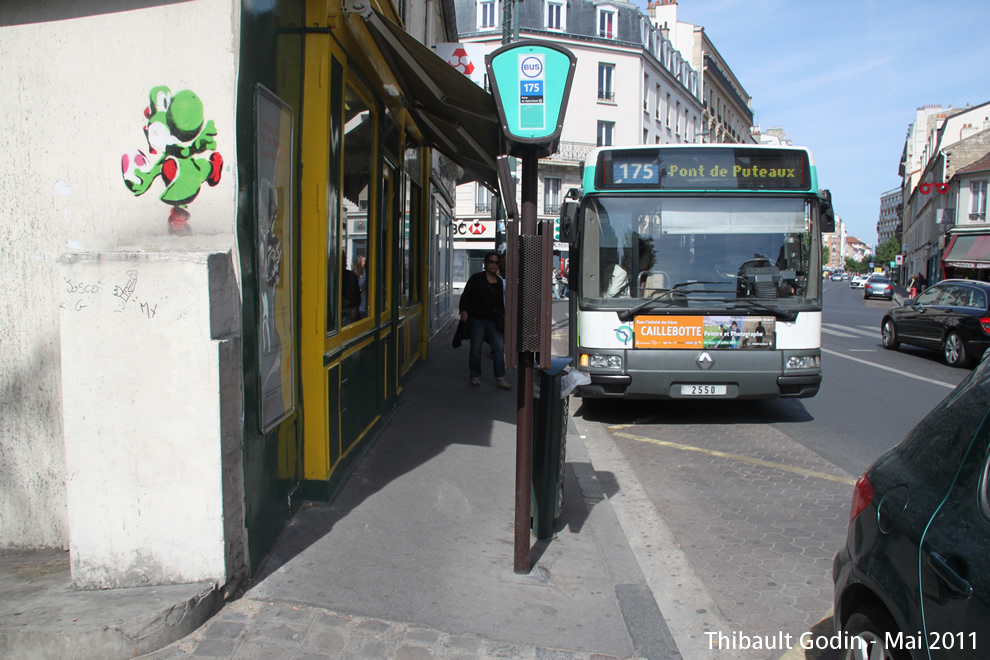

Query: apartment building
<box><xmin>450</xmin><ymin>0</ymin><xmax>705</xmax><ymax>282</ymax></box>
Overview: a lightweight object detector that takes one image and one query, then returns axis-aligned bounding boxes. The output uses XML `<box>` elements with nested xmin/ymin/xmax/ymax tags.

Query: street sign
<box><xmin>486</xmin><ymin>41</ymin><xmax>576</xmax><ymax>154</ymax></box>
<box><xmin>895</xmin><ymin>255</ymin><xmax>903</xmax><ymax>264</ymax></box>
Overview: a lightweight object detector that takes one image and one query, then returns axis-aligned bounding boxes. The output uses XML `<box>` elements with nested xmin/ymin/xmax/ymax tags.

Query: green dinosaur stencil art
<box><xmin>121</xmin><ymin>86</ymin><xmax>223</xmax><ymax>235</ymax></box>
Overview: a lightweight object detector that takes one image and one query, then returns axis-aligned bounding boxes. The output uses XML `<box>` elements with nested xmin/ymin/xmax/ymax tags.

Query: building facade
<box><xmin>0</xmin><ymin>0</ymin><xmax>499</xmax><ymax>590</ymax></box>
<box><xmin>823</xmin><ymin>215</ymin><xmax>847</xmax><ymax>272</ymax></box>
<box><xmin>878</xmin><ymin>187</ymin><xmax>902</xmax><ymax>247</ymax></box>
<box><xmin>647</xmin><ymin>0</ymin><xmax>754</xmax><ymax>145</ymax></box>
<box><xmin>449</xmin><ymin>0</ymin><xmax>705</xmax><ymax>280</ymax></box>
<box><xmin>899</xmin><ymin>102</ymin><xmax>990</xmax><ymax>285</ymax></box>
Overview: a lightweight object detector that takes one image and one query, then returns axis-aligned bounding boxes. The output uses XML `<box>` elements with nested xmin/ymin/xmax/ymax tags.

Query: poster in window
<box><xmin>256</xmin><ymin>85</ymin><xmax>295</xmax><ymax>432</ymax></box>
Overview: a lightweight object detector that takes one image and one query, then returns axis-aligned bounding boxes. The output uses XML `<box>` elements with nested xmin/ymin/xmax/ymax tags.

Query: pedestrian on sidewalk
<box><xmin>459</xmin><ymin>251</ymin><xmax>511</xmax><ymax>390</ymax></box>
<box><xmin>908</xmin><ymin>272</ymin><xmax>926</xmax><ymax>298</ymax></box>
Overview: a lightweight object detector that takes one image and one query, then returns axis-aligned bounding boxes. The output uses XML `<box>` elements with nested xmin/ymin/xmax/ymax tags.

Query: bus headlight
<box><xmin>786</xmin><ymin>355</ymin><xmax>820</xmax><ymax>369</ymax></box>
<box><xmin>580</xmin><ymin>353</ymin><xmax>622</xmax><ymax>369</ymax></box>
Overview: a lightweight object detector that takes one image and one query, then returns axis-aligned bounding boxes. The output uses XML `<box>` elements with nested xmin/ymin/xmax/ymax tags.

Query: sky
<box><xmin>635</xmin><ymin>0</ymin><xmax>990</xmax><ymax>246</ymax></box>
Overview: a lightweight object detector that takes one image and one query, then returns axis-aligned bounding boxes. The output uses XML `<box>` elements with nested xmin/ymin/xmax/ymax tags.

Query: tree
<box><xmin>845</xmin><ymin>256</ymin><xmax>869</xmax><ymax>273</ymax></box>
<box><xmin>822</xmin><ymin>244</ymin><xmax>830</xmax><ymax>268</ymax></box>
<box><xmin>875</xmin><ymin>236</ymin><xmax>900</xmax><ymax>269</ymax></box>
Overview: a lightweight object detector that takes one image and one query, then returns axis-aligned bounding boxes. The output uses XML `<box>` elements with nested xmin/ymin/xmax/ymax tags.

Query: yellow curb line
<box><xmin>607</xmin><ymin>426</ymin><xmax>856</xmax><ymax>486</ymax></box>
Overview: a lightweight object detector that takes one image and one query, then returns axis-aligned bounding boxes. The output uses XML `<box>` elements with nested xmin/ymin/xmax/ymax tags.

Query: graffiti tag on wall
<box><xmin>62</xmin><ymin>269</ymin><xmax>163</xmax><ymax>319</ymax></box>
<box><xmin>121</xmin><ymin>86</ymin><xmax>223</xmax><ymax>236</ymax></box>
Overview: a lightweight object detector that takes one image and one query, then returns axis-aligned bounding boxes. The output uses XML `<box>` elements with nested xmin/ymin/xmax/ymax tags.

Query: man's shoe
<box><xmin>495</xmin><ymin>378</ymin><xmax>512</xmax><ymax>390</ymax></box>
<box><xmin>470</xmin><ymin>378</ymin><xmax>481</xmax><ymax>386</ymax></box>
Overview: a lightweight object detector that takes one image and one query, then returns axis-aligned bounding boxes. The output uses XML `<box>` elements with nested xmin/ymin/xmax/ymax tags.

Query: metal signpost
<box><xmin>486</xmin><ymin>40</ymin><xmax>575</xmax><ymax>574</ymax></box>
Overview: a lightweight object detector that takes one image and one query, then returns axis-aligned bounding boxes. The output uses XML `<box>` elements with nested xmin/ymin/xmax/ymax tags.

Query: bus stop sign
<box><xmin>486</xmin><ymin>41</ymin><xmax>576</xmax><ymax>155</ymax></box>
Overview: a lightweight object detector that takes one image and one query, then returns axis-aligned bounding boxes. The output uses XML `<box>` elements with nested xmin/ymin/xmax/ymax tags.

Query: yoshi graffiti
<box><xmin>121</xmin><ymin>86</ymin><xmax>223</xmax><ymax>235</ymax></box>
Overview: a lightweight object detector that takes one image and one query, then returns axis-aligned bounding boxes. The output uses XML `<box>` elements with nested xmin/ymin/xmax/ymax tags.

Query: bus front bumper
<box><xmin>578</xmin><ymin>371</ymin><xmax>821</xmax><ymax>400</ymax></box>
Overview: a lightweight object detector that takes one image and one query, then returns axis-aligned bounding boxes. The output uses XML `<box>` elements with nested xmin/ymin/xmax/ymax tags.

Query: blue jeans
<box><xmin>468</xmin><ymin>318</ymin><xmax>506</xmax><ymax>380</ymax></box>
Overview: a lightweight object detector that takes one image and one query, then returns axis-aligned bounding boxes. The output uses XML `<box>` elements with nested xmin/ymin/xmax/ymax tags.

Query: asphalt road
<box><xmin>551</xmin><ymin>286</ymin><xmax>973</xmax><ymax>659</ymax></box>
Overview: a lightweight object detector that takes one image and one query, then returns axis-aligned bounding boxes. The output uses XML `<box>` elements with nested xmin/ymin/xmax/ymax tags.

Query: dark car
<box><xmin>864</xmin><ymin>275</ymin><xmax>894</xmax><ymax>300</ymax></box>
<box><xmin>833</xmin><ymin>352</ymin><xmax>990</xmax><ymax>659</ymax></box>
<box><xmin>880</xmin><ymin>279</ymin><xmax>990</xmax><ymax>368</ymax></box>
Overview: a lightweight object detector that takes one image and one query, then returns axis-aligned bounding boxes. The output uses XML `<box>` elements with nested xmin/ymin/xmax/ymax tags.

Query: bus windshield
<box><xmin>579</xmin><ymin>195</ymin><xmax>821</xmax><ymax>312</ymax></box>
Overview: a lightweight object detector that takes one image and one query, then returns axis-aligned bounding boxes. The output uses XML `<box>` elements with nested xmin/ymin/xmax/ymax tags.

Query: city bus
<box><xmin>561</xmin><ymin>144</ymin><xmax>834</xmax><ymax>401</ymax></box>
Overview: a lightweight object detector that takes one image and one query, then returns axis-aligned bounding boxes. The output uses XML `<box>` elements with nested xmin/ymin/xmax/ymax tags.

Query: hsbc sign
<box><xmin>453</xmin><ymin>220</ymin><xmax>493</xmax><ymax>238</ymax></box>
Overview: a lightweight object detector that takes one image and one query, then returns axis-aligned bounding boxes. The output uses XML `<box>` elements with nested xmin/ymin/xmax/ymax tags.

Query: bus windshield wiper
<box><xmin>724</xmin><ymin>298</ymin><xmax>797</xmax><ymax>322</ymax></box>
<box><xmin>671</xmin><ymin>280</ymin><xmax>732</xmax><ymax>290</ymax></box>
<box><xmin>616</xmin><ymin>297</ymin><xmax>675</xmax><ymax>322</ymax></box>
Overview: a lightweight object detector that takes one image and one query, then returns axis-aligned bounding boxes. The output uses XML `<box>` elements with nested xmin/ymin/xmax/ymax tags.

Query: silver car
<box><xmin>863</xmin><ymin>276</ymin><xmax>893</xmax><ymax>301</ymax></box>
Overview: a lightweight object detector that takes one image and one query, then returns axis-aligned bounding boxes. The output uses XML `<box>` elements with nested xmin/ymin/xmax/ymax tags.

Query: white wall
<box><xmin>0</xmin><ymin>0</ymin><xmax>240</xmax><ymax>580</ymax></box>
<box><xmin>59</xmin><ymin>251</ymin><xmax>239</xmax><ymax>587</ymax></box>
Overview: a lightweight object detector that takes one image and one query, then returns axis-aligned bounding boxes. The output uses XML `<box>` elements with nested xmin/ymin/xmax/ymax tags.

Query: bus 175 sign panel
<box><xmin>599</xmin><ymin>148</ymin><xmax>811</xmax><ymax>191</ymax></box>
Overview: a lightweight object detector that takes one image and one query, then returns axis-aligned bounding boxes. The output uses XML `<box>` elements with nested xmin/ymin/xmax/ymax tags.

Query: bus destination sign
<box><xmin>599</xmin><ymin>147</ymin><xmax>811</xmax><ymax>191</ymax></box>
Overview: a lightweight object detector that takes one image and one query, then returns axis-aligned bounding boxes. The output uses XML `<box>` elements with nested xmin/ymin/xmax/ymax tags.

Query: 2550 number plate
<box><xmin>681</xmin><ymin>385</ymin><xmax>727</xmax><ymax>396</ymax></box>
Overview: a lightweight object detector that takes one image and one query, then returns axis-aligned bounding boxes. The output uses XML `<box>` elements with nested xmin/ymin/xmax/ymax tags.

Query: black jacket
<box><xmin>459</xmin><ymin>272</ymin><xmax>504</xmax><ymax>321</ymax></box>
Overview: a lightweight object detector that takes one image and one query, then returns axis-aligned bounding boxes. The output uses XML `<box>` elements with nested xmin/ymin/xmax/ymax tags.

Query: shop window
<box><xmin>340</xmin><ymin>84</ymin><xmax>374</xmax><ymax>328</ymax></box>
<box><xmin>325</xmin><ymin>59</ymin><xmax>344</xmax><ymax>335</ymax></box>
<box><xmin>403</xmin><ymin>146</ymin><xmax>423</xmax><ymax>306</ymax></box>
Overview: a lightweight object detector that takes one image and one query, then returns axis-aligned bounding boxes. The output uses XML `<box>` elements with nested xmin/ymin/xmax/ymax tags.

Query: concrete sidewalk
<box><xmin>2</xmin><ymin>317</ymin><xmax>688</xmax><ymax>659</ymax></box>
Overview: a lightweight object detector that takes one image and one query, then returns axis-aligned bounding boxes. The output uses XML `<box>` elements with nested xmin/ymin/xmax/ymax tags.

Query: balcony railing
<box><xmin>598</xmin><ymin>90</ymin><xmax>615</xmax><ymax>102</ymax></box>
<box><xmin>544</xmin><ymin>203</ymin><xmax>561</xmax><ymax>215</ymax></box>
<box><xmin>476</xmin><ymin>201</ymin><xmax>492</xmax><ymax>213</ymax></box>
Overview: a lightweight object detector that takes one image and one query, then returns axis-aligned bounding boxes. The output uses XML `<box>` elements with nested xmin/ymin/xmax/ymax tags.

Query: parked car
<box><xmin>850</xmin><ymin>274</ymin><xmax>870</xmax><ymax>289</ymax></box>
<box><xmin>833</xmin><ymin>351</ymin><xmax>990</xmax><ymax>659</ymax></box>
<box><xmin>880</xmin><ymin>279</ymin><xmax>990</xmax><ymax>367</ymax></box>
<box><xmin>863</xmin><ymin>275</ymin><xmax>894</xmax><ymax>300</ymax></box>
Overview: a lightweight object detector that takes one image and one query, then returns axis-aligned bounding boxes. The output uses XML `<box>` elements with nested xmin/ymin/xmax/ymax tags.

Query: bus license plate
<box><xmin>681</xmin><ymin>385</ymin><xmax>727</xmax><ymax>396</ymax></box>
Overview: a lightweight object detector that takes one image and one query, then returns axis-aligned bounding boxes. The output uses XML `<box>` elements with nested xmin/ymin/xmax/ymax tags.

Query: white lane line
<box><xmin>821</xmin><ymin>348</ymin><xmax>957</xmax><ymax>389</ymax></box>
<box><xmin>822</xmin><ymin>323</ymin><xmax>879</xmax><ymax>338</ymax></box>
<box><xmin>821</xmin><ymin>327</ymin><xmax>858</xmax><ymax>338</ymax></box>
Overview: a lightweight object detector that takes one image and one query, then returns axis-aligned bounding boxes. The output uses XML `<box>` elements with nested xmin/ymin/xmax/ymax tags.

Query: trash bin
<box><xmin>531</xmin><ymin>356</ymin><xmax>571</xmax><ymax>540</ymax></box>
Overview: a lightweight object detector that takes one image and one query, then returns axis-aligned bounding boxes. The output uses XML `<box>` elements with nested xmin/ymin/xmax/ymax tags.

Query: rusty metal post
<box><xmin>513</xmin><ymin>148</ymin><xmax>539</xmax><ymax>574</ymax></box>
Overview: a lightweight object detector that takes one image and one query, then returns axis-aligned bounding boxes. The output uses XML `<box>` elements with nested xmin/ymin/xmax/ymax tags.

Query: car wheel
<box><xmin>944</xmin><ymin>331</ymin><xmax>970</xmax><ymax>368</ymax></box>
<box><xmin>841</xmin><ymin>604</ymin><xmax>910</xmax><ymax>660</ymax></box>
<box><xmin>881</xmin><ymin>319</ymin><xmax>900</xmax><ymax>349</ymax></box>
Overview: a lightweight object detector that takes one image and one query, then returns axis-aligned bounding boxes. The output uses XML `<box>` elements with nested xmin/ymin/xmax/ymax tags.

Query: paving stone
<box><xmin>191</xmin><ymin>639</ymin><xmax>238</xmax><ymax>657</ymax></box>
<box><xmin>395</xmin><ymin>645</ymin><xmax>436</xmax><ymax>660</ymax></box>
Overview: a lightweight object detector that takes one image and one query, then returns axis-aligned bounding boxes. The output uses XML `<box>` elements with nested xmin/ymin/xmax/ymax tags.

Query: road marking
<box><xmin>822</xmin><ymin>323</ymin><xmax>879</xmax><ymax>338</ymax></box>
<box><xmin>608</xmin><ymin>425</ymin><xmax>855</xmax><ymax>486</ymax></box>
<box><xmin>575</xmin><ymin>412</ymin><xmax>735</xmax><ymax>657</ymax></box>
<box><xmin>821</xmin><ymin>327</ymin><xmax>858</xmax><ymax>338</ymax></box>
<box><xmin>821</xmin><ymin>347</ymin><xmax>958</xmax><ymax>390</ymax></box>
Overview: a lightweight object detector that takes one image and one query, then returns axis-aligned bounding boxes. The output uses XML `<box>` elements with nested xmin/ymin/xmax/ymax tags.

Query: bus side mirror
<box><xmin>819</xmin><ymin>189</ymin><xmax>835</xmax><ymax>233</ymax></box>
<box><xmin>558</xmin><ymin>188</ymin><xmax>580</xmax><ymax>243</ymax></box>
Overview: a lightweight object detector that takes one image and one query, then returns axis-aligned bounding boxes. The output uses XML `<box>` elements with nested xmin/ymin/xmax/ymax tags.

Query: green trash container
<box><xmin>531</xmin><ymin>357</ymin><xmax>571</xmax><ymax>541</ymax></box>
